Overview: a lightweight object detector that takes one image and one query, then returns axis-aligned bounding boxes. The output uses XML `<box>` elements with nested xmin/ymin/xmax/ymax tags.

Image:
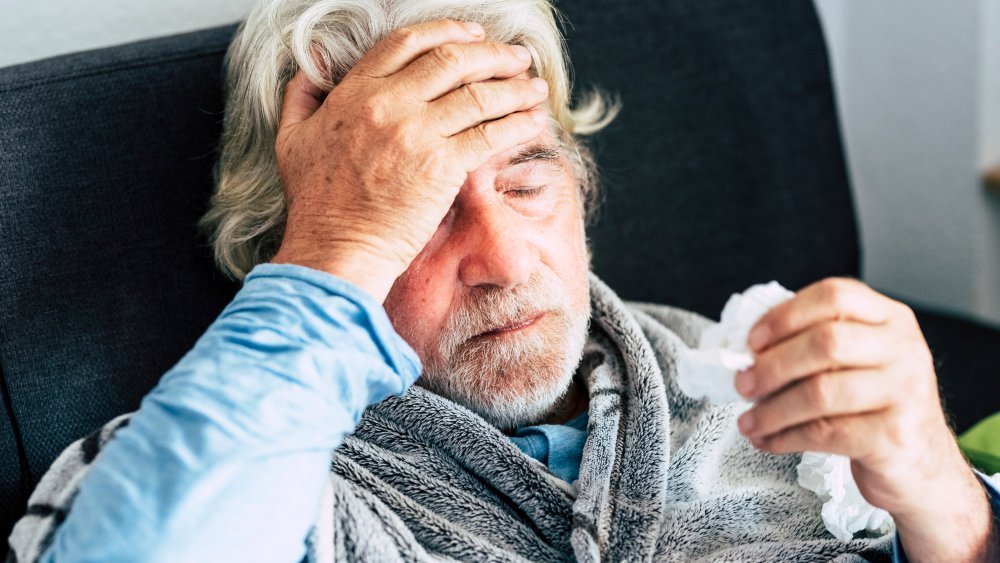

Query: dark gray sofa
<box><xmin>2</xmin><ymin>0</ymin><xmax>998</xmax><ymax>547</ymax></box>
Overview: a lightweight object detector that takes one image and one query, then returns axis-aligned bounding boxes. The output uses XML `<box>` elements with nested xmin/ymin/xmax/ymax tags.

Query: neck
<box><xmin>539</xmin><ymin>372</ymin><xmax>589</xmax><ymax>426</ymax></box>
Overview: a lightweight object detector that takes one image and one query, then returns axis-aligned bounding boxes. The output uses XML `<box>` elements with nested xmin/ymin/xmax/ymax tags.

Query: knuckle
<box><xmin>753</xmin><ymin>313</ymin><xmax>773</xmax><ymax>333</ymax></box>
<box><xmin>804</xmin><ymin>417</ymin><xmax>837</xmax><ymax>445</ymax></box>
<box><xmin>757</xmin><ymin>317</ymin><xmax>785</xmax><ymax>345</ymax></box>
<box><xmin>827</xmin><ymin>276</ymin><xmax>859</xmax><ymax>290</ymax></box>
<box><xmin>392</xmin><ymin>123</ymin><xmax>420</xmax><ymax>152</ymax></box>
<box><xmin>432</xmin><ymin>44</ymin><xmax>465</xmax><ymax>72</ymax></box>
<box><xmin>814</xmin><ymin>323</ymin><xmax>844</xmax><ymax>363</ymax></box>
<box><xmin>357</xmin><ymin>95</ymin><xmax>390</xmax><ymax>127</ymax></box>
<box><xmin>475</xmin><ymin>122</ymin><xmax>498</xmax><ymax>151</ymax></box>
<box><xmin>516</xmin><ymin>78</ymin><xmax>543</xmax><ymax>101</ymax></box>
<box><xmin>463</xmin><ymin>83</ymin><xmax>491</xmax><ymax>115</ymax></box>
<box><xmin>819</xmin><ymin>279</ymin><xmax>848</xmax><ymax>307</ymax></box>
<box><xmin>488</xmin><ymin>41</ymin><xmax>510</xmax><ymax>61</ymax></box>
<box><xmin>387</xmin><ymin>27</ymin><xmax>420</xmax><ymax>51</ymax></box>
<box><xmin>806</xmin><ymin>374</ymin><xmax>836</xmax><ymax>411</ymax></box>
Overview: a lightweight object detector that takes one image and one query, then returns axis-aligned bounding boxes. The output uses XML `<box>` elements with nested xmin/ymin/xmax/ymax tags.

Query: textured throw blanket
<box><xmin>10</xmin><ymin>275</ymin><xmax>893</xmax><ymax>561</ymax></box>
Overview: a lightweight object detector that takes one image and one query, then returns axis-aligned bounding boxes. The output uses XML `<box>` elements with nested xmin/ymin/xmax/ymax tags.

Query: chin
<box><xmin>417</xmin><ymin>356</ymin><xmax>577</xmax><ymax>430</ymax></box>
<box><xmin>417</xmin><ymin>310</ymin><xmax>590</xmax><ymax>431</ymax></box>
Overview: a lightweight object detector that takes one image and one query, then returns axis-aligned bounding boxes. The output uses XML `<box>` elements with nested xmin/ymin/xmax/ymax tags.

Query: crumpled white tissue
<box><xmin>676</xmin><ymin>281</ymin><xmax>793</xmax><ymax>403</ymax></box>
<box><xmin>796</xmin><ymin>453</ymin><xmax>894</xmax><ymax>542</ymax></box>
<box><xmin>676</xmin><ymin>281</ymin><xmax>895</xmax><ymax>542</ymax></box>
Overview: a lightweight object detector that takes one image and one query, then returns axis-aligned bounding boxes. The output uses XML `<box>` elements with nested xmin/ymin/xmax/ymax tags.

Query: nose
<box><xmin>455</xmin><ymin>197</ymin><xmax>538</xmax><ymax>290</ymax></box>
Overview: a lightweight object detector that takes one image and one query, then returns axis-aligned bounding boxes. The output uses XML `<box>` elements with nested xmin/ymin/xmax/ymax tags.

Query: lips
<box><xmin>475</xmin><ymin>313</ymin><xmax>545</xmax><ymax>338</ymax></box>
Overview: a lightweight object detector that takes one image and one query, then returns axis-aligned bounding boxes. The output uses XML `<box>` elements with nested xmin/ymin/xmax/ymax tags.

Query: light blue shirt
<box><xmin>38</xmin><ymin>263</ymin><xmax>1000</xmax><ymax>561</ymax></box>
<box><xmin>510</xmin><ymin>410</ymin><xmax>589</xmax><ymax>483</ymax></box>
<box><xmin>41</xmin><ymin>263</ymin><xmax>421</xmax><ymax>562</ymax></box>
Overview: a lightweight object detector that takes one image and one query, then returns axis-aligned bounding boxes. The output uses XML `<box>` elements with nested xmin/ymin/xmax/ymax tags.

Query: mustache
<box><xmin>439</xmin><ymin>272</ymin><xmax>568</xmax><ymax>350</ymax></box>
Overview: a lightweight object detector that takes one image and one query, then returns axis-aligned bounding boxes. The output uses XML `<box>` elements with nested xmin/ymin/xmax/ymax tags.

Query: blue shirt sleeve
<box><xmin>892</xmin><ymin>470</ymin><xmax>1000</xmax><ymax>562</ymax></box>
<box><xmin>40</xmin><ymin>263</ymin><xmax>421</xmax><ymax>562</ymax></box>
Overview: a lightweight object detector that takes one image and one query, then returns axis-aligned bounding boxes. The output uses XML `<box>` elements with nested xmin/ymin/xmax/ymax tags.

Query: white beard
<box><xmin>415</xmin><ymin>271</ymin><xmax>591</xmax><ymax>430</ymax></box>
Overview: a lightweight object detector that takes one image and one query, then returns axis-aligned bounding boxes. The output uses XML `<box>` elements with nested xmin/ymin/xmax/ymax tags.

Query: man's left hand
<box><xmin>734</xmin><ymin>277</ymin><xmax>994</xmax><ymax>561</ymax></box>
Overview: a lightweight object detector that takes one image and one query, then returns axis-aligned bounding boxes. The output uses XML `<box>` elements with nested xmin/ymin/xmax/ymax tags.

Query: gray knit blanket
<box><xmin>9</xmin><ymin>275</ymin><xmax>893</xmax><ymax>562</ymax></box>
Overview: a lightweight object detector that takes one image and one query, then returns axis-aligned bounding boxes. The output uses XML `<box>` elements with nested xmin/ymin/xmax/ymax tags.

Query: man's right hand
<box><xmin>270</xmin><ymin>20</ymin><xmax>550</xmax><ymax>301</ymax></box>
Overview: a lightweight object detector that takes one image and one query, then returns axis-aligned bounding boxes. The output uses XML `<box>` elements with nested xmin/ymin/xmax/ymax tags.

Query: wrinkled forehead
<box><xmin>477</xmin><ymin>123</ymin><xmax>571</xmax><ymax>177</ymax></box>
<box><xmin>467</xmin><ymin>70</ymin><xmax>567</xmax><ymax>172</ymax></box>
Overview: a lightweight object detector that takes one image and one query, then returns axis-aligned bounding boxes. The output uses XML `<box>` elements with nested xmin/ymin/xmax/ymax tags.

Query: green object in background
<box><xmin>959</xmin><ymin>412</ymin><xmax>1000</xmax><ymax>476</ymax></box>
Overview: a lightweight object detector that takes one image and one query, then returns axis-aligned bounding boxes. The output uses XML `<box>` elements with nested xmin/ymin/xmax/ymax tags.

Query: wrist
<box><xmin>856</xmin><ymin>423</ymin><xmax>965</xmax><ymax>515</ymax></box>
<box><xmin>270</xmin><ymin>243</ymin><xmax>403</xmax><ymax>303</ymax></box>
<box><xmin>893</xmin><ymin>465</ymin><xmax>994</xmax><ymax>562</ymax></box>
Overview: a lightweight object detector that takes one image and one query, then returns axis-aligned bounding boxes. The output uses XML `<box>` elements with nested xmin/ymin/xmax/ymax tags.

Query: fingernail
<box><xmin>463</xmin><ymin>22</ymin><xmax>484</xmax><ymax>36</ymax></box>
<box><xmin>513</xmin><ymin>45</ymin><xmax>531</xmax><ymax>62</ymax></box>
<box><xmin>531</xmin><ymin>109</ymin><xmax>548</xmax><ymax>125</ymax></box>
<box><xmin>529</xmin><ymin>77</ymin><xmax>548</xmax><ymax>94</ymax></box>
<box><xmin>734</xmin><ymin>369</ymin><xmax>756</xmax><ymax>397</ymax></box>
<box><xmin>738</xmin><ymin>411</ymin><xmax>756</xmax><ymax>435</ymax></box>
<box><xmin>747</xmin><ymin>325</ymin><xmax>770</xmax><ymax>352</ymax></box>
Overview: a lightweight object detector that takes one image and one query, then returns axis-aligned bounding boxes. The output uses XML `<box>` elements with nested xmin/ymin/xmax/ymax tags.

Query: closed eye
<box><xmin>506</xmin><ymin>186</ymin><xmax>546</xmax><ymax>199</ymax></box>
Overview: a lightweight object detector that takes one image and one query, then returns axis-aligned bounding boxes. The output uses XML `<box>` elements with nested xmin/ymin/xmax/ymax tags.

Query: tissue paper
<box><xmin>676</xmin><ymin>281</ymin><xmax>793</xmax><ymax>403</ymax></box>
<box><xmin>796</xmin><ymin>453</ymin><xmax>894</xmax><ymax>542</ymax></box>
<box><xmin>676</xmin><ymin>281</ymin><xmax>895</xmax><ymax>542</ymax></box>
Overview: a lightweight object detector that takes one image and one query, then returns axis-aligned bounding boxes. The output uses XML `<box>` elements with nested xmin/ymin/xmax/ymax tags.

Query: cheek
<box><xmin>535</xmin><ymin>206</ymin><xmax>591</xmax><ymax>312</ymax></box>
<box><xmin>567</xmin><ymin>225</ymin><xmax>592</xmax><ymax>314</ymax></box>
<box><xmin>383</xmin><ymin>261</ymin><xmax>454</xmax><ymax>360</ymax></box>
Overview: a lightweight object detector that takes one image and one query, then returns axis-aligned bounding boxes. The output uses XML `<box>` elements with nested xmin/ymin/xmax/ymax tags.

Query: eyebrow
<box><xmin>504</xmin><ymin>143</ymin><xmax>564</xmax><ymax>168</ymax></box>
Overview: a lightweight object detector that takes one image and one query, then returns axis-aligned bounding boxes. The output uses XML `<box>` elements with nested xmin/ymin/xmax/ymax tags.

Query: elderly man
<box><xmin>8</xmin><ymin>0</ymin><xmax>999</xmax><ymax>561</ymax></box>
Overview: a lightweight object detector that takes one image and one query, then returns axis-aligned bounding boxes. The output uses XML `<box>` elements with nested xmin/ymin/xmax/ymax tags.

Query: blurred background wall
<box><xmin>814</xmin><ymin>0</ymin><xmax>1000</xmax><ymax>327</ymax></box>
<box><xmin>0</xmin><ymin>0</ymin><xmax>255</xmax><ymax>67</ymax></box>
<box><xmin>2</xmin><ymin>0</ymin><xmax>998</xmax><ymax>328</ymax></box>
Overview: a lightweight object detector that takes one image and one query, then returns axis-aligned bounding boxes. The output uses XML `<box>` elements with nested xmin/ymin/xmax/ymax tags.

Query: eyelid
<box><xmin>505</xmin><ymin>185</ymin><xmax>546</xmax><ymax>198</ymax></box>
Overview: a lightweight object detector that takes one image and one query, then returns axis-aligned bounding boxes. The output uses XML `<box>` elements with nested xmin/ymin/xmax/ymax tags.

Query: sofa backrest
<box><xmin>565</xmin><ymin>0</ymin><xmax>858</xmax><ymax>311</ymax></box>
<box><xmin>0</xmin><ymin>0</ymin><xmax>856</xmax><ymax>541</ymax></box>
<box><xmin>0</xmin><ymin>25</ymin><xmax>242</xmax><ymax>539</ymax></box>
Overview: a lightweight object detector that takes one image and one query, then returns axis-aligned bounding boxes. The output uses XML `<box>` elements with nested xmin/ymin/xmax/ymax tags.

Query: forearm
<box><xmin>894</xmin><ymin>464</ymin><xmax>998</xmax><ymax>563</ymax></box>
<box><xmin>39</xmin><ymin>264</ymin><xmax>420</xmax><ymax>562</ymax></box>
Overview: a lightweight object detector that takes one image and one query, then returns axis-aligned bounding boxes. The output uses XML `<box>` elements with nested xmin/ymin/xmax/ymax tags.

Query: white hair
<box><xmin>200</xmin><ymin>0</ymin><xmax>618</xmax><ymax>280</ymax></box>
